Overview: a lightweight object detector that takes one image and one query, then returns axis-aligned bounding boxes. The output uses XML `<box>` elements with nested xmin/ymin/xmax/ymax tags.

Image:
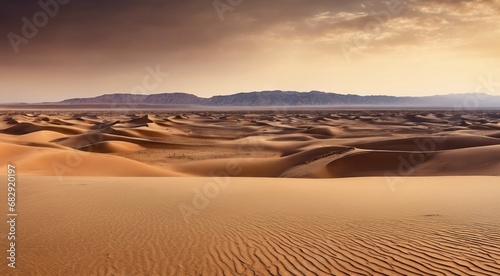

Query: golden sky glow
<box><xmin>1</xmin><ymin>0</ymin><xmax>499</xmax><ymax>102</ymax></box>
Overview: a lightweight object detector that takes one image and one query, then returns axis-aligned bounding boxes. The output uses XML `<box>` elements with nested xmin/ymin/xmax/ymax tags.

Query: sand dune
<box><xmin>1</xmin><ymin>110</ymin><xmax>500</xmax><ymax>275</ymax></box>
<box><xmin>304</xmin><ymin>146</ymin><xmax>500</xmax><ymax>178</ymax></box>
<box><xmin>349</xmin><ymin>135</ymin><xmax>500</xmax><ymax>151</ymax></box>
<box><xmin>0</xmin><ymin>142</ymin><xmax>176</xmax><ymax>177</ymax></box>
<box><xmin>3</xmin><ymin>122</ymin><xmax>85</xmax><ymax>135</ymax></box>
<box><xmin>78</xmin><ymin>141</ymin><xmax>146</xmax><ymax>153</ymax></box>
<box><xmin>489</xmin><ymin>131</ymin><xmax>500</xmax><ymax>138</ymax></box>
<box><xmin>0</xmin><ymin>176</ymin><xmax>498</xmax><ymax>275</ymax></box>
<box><xmin>1</xmin><ymin>110</ymin><xmax>500</xmax><ymax>178</ymax></box>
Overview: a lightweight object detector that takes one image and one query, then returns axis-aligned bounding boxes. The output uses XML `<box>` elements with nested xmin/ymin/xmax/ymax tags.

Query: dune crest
<box><xmin>1</xmin><ymin>111</ymin><xmax>500</xmax><ymax>178</ymax></box>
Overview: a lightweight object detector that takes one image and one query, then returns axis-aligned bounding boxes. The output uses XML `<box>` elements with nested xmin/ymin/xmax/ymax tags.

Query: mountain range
<box><xmin>57</xmin><ymin>91</ymin><xmax>500</xmax><ymax>108</ymax></box>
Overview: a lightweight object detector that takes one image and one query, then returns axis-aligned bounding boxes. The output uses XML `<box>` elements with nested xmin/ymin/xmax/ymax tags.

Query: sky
<box><xmin>1</xmin><ymin>0</ymin><xmax>499</xmax><ymax>103</ymax></box>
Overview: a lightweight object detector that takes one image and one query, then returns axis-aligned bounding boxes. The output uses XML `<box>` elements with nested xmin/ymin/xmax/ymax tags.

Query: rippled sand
<box><xmin>0</xmin><ymin>176</ymin><xmax>499</xmax><ymax>275</ymax></box>
<box><xmin>1</xmin><ymin>110</ymin><xmax>499</xmax><ymax>275</ymax></box>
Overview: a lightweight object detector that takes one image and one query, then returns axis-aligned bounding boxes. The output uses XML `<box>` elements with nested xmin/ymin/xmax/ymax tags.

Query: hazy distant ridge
<box><xmin>60</xmin><ymin>91</ymin><xmax>500</xmax><ymax>107</ymax></box>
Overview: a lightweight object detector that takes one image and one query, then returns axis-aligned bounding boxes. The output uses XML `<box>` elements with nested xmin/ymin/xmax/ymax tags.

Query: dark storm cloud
<box><xmin>1</xmin><ymin>0</ymin><xmax>498</xmax><ymax>63</ymax></box>
<box><xmin>0</xmin><ymin>1</ymin><xmax>371</xmax><ymax>54</ymax></box>
<box><xmin>0</xmin><ymin>0</ymin><xmax>498</xmax><ymax>103</ymax></box>
<box><xmin>1</xmin><ymin>1</ymin><xmax>211</xmax><ymax>60</ymax></box>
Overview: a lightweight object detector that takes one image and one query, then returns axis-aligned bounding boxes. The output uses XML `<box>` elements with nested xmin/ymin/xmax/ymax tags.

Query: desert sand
<box><xmin>0</xmin><ymin>176</ymin><xmax>499</xmax><ymax>275</ymax></box>
<box><xmin>1</xmin><ymin>110</ymin><xmax>500</xmax><ymax>275</ymax></box>
<box><xmin>1</xmin><ymin>111</ymin><xmax>500</xmax><ymax>178</ymax></box>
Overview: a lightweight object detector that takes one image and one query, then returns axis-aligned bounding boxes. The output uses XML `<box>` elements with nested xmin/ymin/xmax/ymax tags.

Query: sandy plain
<box><xmin>0</xmin><ymin>176</ymin><xmax>499</xmax><ymax>275</ymax></box>
<box><xmin>0</xmin><ymin>110</ymin><xmax>500</xmax><ymax>275</ymax></box>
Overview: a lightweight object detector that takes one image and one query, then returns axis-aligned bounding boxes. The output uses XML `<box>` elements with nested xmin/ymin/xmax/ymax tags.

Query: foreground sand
<box><xmin>0</xmin><ymin>176</ymin><xmax>499</xmax><ymax>275</ymax></box>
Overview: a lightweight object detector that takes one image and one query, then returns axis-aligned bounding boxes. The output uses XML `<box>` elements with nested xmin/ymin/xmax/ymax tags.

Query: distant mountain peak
<box><xmin>55</xmin><ymin>91</ymin><xmax>500</xmax><ymax>107</ymax></box>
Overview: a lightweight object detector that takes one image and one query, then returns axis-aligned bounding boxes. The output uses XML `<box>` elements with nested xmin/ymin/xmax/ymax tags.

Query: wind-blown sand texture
<box><xmin>0</xmin><ymin>176</ymin><xmax>499</xmax><ymax>275</ymax></box>
<box><xmin>1</xmin><ymin>111</ymin><xmax>500</xmax><ymax>178</ymax></box>
<box><xmin>1</xmin><ymin>110</ymin><xmax>499</xmax><ymax>275</ymax></box>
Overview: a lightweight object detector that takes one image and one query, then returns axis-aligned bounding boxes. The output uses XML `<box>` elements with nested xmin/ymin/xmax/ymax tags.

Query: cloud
<box><xmin>1</xmin><ymin>0</ymin><xmax>498</xmax><ymax>61</ymax></box>
<box><xmin>0</xmin><ymin>0</ymin><xmax>498</xmax><ymax>102</ymax></box>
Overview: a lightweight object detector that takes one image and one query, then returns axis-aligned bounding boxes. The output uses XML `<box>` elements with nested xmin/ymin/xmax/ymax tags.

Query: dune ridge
<box><xmin>1</xmin><ymin>111</ymin><xmax>500</xmax><ymax>178</ymax></box>
<box><xmin>1</xmin><ymin>110</ymin><xmax>500</xmax><ymax>275</ymax></box>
